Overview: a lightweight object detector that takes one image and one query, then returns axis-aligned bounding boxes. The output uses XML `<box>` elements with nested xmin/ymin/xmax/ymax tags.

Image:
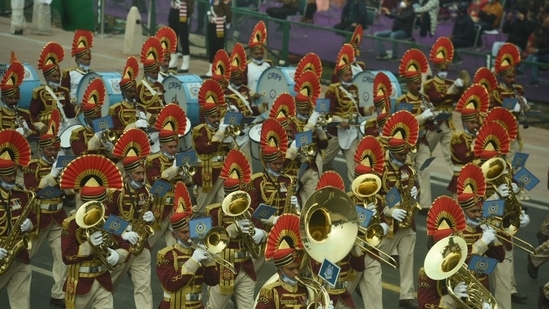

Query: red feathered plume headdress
<box><xmin>71</xmin><ymin>30</ymin><xmax>94</xmax><ymax>58</ymax></box>
<box><xmin>429</xmin><ymin>36</ymin><xmax>454</xmax><ymax>69</ymax></box>
<box><xmin>295</xmin><ymin>53</ymin><xmax>323</xmax><ymax>81</ymax></box>
<box><xmin>221</xmin><ymin>149</ymin><xmax>252</xmax><ymax>191</ymax></box>
<box><xmin>381</xmin><ymin>111</ymin><xmax>419</xmax><ymax>154</ymax></box>
<box><xmin>1</xmin><ymin>61</ymin><xmax>24</xmax><ymax>98</ymax></box>
<box><xmin>427</xmin><ymin>195</ymin><xmax>466</xmax><ymax>241</ymax></box>
<box><xmin>473</xmin><ymin>122</ymin><xmax>510</xmax><ymax>159</ymax></box>
<box><xmin>494</xmin><ymin>43</ymin><xmax>521</xmax><ymax>77</ymax></box>
<box><xmin>265</xmin><ymin>214</ymin><xmax>303</xmax><ymax>268</ymax></box>
<box><xmin>399</xmin><ymin>48</ymin><xmax>428</xmax><ymax>83</ymax></box>
<box><xmin>354</xmin><ymin>136</ymin><xmax>385</xmax><ymax>175</ymax></box>
<box><xmin>484</xmin><ymin>107</ymin><xmax>518</xmax><ymax>140</ymax></box>
<box><xmin>260</xmin><ymin>118</ymin><xmax>288</xmax><ymax>163</ymax></box>
<box><xmin>294</xmin><ymin>71</ymin><xmax>321</xmax><ymax>110</ymax></box>
<box><xmin>316</xmin><ymin>171</ymin><xmax>345</xmax><ymax>191</ymax></box>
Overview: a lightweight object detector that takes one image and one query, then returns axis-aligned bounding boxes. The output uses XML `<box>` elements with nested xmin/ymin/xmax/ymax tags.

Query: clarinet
<box><xmin>512</xmin><ymin>86</ymin><xmax>529</xmax><ymax>129</ymax></box>
<box><xmin>420</xmin><ymin>94</ymin><xmax>441</xmax><ymax>133</ymax></box>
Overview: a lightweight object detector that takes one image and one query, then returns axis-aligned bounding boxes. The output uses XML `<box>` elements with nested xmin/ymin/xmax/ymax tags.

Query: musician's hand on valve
<box><xmin>143</xmin><ymin>211</ymin><xmax>155</xmax><ymax>223</ymax></box>
<box><xmin>191</xmin><ymin>247</ymin><xmax>209</xmax><ymax>263</ymax></box>
<box><xmin>236</xmin><ymin>219</ymin><xmax>251</xmax><ymax>234</ymax></box>
<box><xmin>519</xmin><ymin>210</ymin><xmax>530</xmax><ymax>227</ymax></box>
<box><xmin>453</xmin><ymin>281</ymin><xmax>469</xmax><ymax>298</ymax></box>
<box><xmin>0</xmin><ymin>247</ymin><xmax>7</xmax><ymax>260</ymax></box>
<box><xmin>511</xmin><ymin>182</ymin><xmax>520</xmax><ymax>194</ymax></box>
<box><xmin>497</xmin><ymin>183</ymin><xmax>510</xmax><ymax>198</ymax></box>
<box><xmin>252</xmin><ymin>228</ymin><xmax>266</xmax><ymax>244</ymax></box>
<box><xmin>106</xmin><ymin>248</ymin><xmax>120</xmax><ymax>266</ymax></box>
<box><xmin>453</xmin><ymin>78</ymin><xmax>464</xmax><ymax>88</ymax></box>
<box><xmin>366</xmin><ymin>203</ymin><xmax>377</xmax><ymax>216</ymax></box>
<box><xmin>391</xmin><ymin>209</ymin><xmax>407</xmax><ymax>222</ymax></box>
<box><xmin>89</xmin><ymin>231</ymin><xmax>104</xmax><ymax>246</ymax></box>
<box><xmin>410</xmin><ymin>186</ymin><xmax>419</xmax><ymax>199</ymax></box>
<box><xmin>421</xmin><ymin>109</ymin><xmax>434</xmax><ymax>120</ymax></box>
<box><xmin>482</xmin><ymin>302</ymin><xmax>493</xmax><ymax>309</ymax></box>
<box><xmin>20</xmin><ymin>218</ymin><xmax>33</xmax><ymax>233</ymax></box>
<box><xmin>480</xmin><ymin>225</ymin><xmax>497</xmax><ymax>244</ymax></box>
<box><xmin>94</xmin><ymin>130</ymin><xmax>103</xmax><ymax>141</ymax></box>
<box><xmin>122</xmin><ymin>231</ymin><xmax>139</xmax><ymax>245</ymax></box>
<box><xmin>135</xmin><ymin>119</ymin><xmax>149</xmax><ymax>129</ymax></box>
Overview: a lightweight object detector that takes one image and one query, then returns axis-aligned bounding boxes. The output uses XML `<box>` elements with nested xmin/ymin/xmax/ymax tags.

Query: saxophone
<box><xmin>397</xmin><ymin>166</ymin><xmax>421</xmax><ymax>229</ymax></box>
<box><xmin>283</xmin><ymin>174</ymin><xmax>298</xmax><ymax>215</ymax></box>
<box><xmin>130</xmin><ymin>193</ymin><xmax>155</xmax><ymax>255</ymax></box>
<box><xmin>0</xmin><ymin>187</ymin><xmax>37</xmax><ymax>275</ymax></box>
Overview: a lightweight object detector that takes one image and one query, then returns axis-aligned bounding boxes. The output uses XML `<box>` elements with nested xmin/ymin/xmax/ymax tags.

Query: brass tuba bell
<box><xmin>352</xmin><ymin>173</ymin><xmax>382</xmax><ymax>202</ymax></box>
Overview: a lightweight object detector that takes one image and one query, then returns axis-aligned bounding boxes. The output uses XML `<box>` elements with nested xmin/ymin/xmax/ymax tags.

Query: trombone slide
<box><xmin>354</xmin><ymin>237</ymin><xmax>398</xmax><ymax>269</ymax></box>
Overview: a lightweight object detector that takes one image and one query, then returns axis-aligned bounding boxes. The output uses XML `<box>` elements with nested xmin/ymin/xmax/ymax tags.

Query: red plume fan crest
<box><xmin>455</xmin><ymin>84</ymin><xmax>489</xmax><ymax>114</ymax></box>
<box><xmin>0</xmin><ymin>129</ymin><xmax>31</xmax><ymax>166</ymax></box>
<box><xmin>155</xmin><ymin>26</ymin><xmax>178</xmax><ymax>54</ymax></box>
<box><xmin>113</xmin><ymin>128</ymin><xmax>151</xmax><ymax>158</ymax></box>
<box><xmin>269</xmin><ymin>93</ymin><xmax>296</xmax><ymax>119</ymax></box>
<box><xmin>59</xmin><ymin>154</ymin><xmax>123</xmax><ymax>190</ymax></box>
<box><xmin>154</xmin><ymin>104</ymin><xmax>188</xmax><ymax>135</ymax></box>
<box><xmin>381</xmin><ymin>110</ymin><xmax>419</xmax><ymax>147</ymax></box>
<box><xmin>354</xmin><ymin>136</ymin><xmax>385</xmax><ymax>174</ymax></box>
<box><xmin>316</xmin><ymin>171</ymin><xmax>345</xmax><ymax>191</ymax></box>
<box><xmin>456</xmin><ymin>163</ymin><xmax>486</xmax><ymax>197</ymax></box>
<box><xmin>220</xmin><ymin>149</ymin><xmax>252</xmax><ymax>183</ymax></box>
<box><xmin>82</xmin><ymin>78</ymin><xmax>106</xmax><ymax>107</ymax></box>
<box><xmin>173</xmin><ymin>182</ymin><xmax>193</xmax><ymax>216</ymax></box>
<box><xmin>140</xmin><ymin>37</ymin><xmax>164</xmax><ymax>64</ymax></box>
<box><xmin>38</xmin><ymin>42</ymin><xmax>65</xmax><ymax>70</ymax></box>
<box><xmin>473</xmin><ymin>122</ymin><xmax>510</xmax><ymax>157</ymax></box>
<box><xmin>265</xmin><ymin>214</ymin><xmax>303</xmax><ymax>260</ymax></box>
<box><xmin>485</xmin><ymin>107</ymin><xmax>518</xmax><ymax>140</ymax></box>
<box><xmin>295</xmin><ymin>53</ymin><xmax>323</xmax><ymax>81</ymax></box>
<box><xmin>426</xmin><ymin>195</ymin><xmax>466</xmax><ymax>241</ymax></box>
<box><xmin>260</xmin><ymin>118</ymin><xmax>289</xmax><ymax>154</ymax></box>
<box><xmin>1</xmin><ymin>61</ymin><xmax>24</xmax><ymax>89</ymax></box>
<box><xmin>473</xmin><ymin>67</ymin><xmax>498</xmax><ymax>92</ymax></box>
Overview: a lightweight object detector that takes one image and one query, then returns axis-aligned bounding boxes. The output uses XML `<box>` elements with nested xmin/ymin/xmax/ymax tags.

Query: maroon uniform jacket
<box><xmin>29</xmin><ymin>85</ymin><xmax>75</xmax><ymax>125</ymax></box>
<box><xmin>136</xmin><ymin>80</ymin><xmax>166</xmax><ymax>116</ymax></box>
<box><xmin>324</xmin><ymin>82</ymin><xmax>364</xmax><ymax>137</ymax></box>
<box><xmin>0</xmin><ymin>107</ymin><xmax>38</xmax><ymax>137</ymax></box>
<box><xmin>447</xmin><ymin>132</ymin><xmax>475</xmax><ymax>193</ymax></box>
<box><xmin>191</xmin><ymin>124</ymin><xmax>229</xmax><ymax>190</ymax></box>
<box><xmin>249</xmin><ymin>172</ymin><xmax>293</xmax><ymax>216</ymax></box>
<box><xmin>256</xmin><ymin>279</ymin><xmax>310</xmax><ymax>309</ymax></box>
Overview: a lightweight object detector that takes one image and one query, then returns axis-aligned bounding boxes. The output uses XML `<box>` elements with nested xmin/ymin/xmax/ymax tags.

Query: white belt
<box><xmin>79</xmin><ymin>265</ymin><xmax>106</xmax><ymax>273</ymax></box>
<box><xmin>163</xmin><ymin>291</ymin><xmax>202</xmax><ymax>301</ymax></box>
<box><xmin>40</xmin><ymin>203</ymin><xmax>63</xmax><ymax>211</ymax></box>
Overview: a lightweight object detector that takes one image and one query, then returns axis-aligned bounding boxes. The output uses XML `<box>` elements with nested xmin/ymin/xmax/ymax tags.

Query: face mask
<box><xmin>1</xmin><ymin>179</ymin><xmax>15</xmax><ymax>191</ymax></box>
<box><xmin>162</xmin><ymin>151</ymin><xmax>175</xmax><ymax>160</ymax></box>
<box><xmin>267</xmin><ymin>167</ymin><xmax>281</xmax><ymax>178</ymax></box>
<box><xmin>252</xmin><ymin>58</ymin><xmax>263</xmax><ymax>65</ymax></box>
<box><xmin>175</xmin><ymin>234</ymin><xmax>191</xmax><ymax>247</ymax></box>
<box><xmin>400</xmin><ymin>1</ymin><xmax>407</xmax><ymax>8</ymax></box>
<box><xmin>48</xmin><ymin>81</ymin><xmax>61</xmax><ymax>89</ymax></box>
<box><xmin>296</xmin><ymin>112</ymin><xmax>309</xmax><ymax>121</ymax></box>
<box><xmin>466</xmin><ymin>216</ymin><xmax>480</xmax><ymax>227</ymax></box>
<box><xmin>146</xmin><ymin>74</ymin><xmax>157</xmax><ymax>83</ymax></box>
<box><xmin>230</xmin><ymin>82</ymin><xmax>241</xmax><ymax>90</ymax></box>
<box><xmin>437</xmin><ymin>71</ymin><xmax>448</xmax><ymax>79</ymax></box>
<box><xmin>279</xmin><ymin>270</ymin><xmax>298</xmax><ymax>286</ymax></box>
<box><xmin>130</xmin><ymin>178</ymin><xmax>144</xmax><ymax>189</ymax></box>
<box><xmin>341</xmin><ymin>81</ymin><xmax>353</xmax><ymax>88</ymax></box>
<box><xmin>41</xmin><ymin>154</ymin><xmax>55</xmax><ymax>164</ymax></box>
<box><xmin>79</xmin><ymin>64</ymin><xmax>90</xmax><ymax>72</ymax></box>
<box><xmin>389</xmin><ymin>152</ymin><xmax>404</xmax><ymax>167</ymax></box>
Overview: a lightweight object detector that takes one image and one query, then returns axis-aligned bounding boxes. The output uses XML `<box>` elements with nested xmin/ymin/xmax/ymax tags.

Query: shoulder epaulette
<box><xmin>205</xmin><ymin>202</ymin><xmax>222</xmax><ymax>215</ymax></box>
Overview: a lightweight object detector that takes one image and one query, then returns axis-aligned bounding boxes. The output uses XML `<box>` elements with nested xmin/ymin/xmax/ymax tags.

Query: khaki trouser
<box><xmin>206</xmin><ymin>271</ymin><xmax>255</xmax><ymax>309</ymax></box>
<box><xmin>0</xmin><ymin>259</ymin><xmax>31</xmax><ymax>309</ymax></box>
<box><xmin>507</xmin><ymin>138</ymin><xmax>520</xmax><ymax>164</ymax></box>
<box><xmin>73</xmin><ymin>279</ymin><xmax>113</xmax><ymax>309</ymax></box>
<box><xmin>531</xmin><ymin>240</ymin><xmax>549</xmax><ymax>268</ymax></box>
<box><xmin>346</xmin><ymin>255</ymin><xmax>383</xmax><ymax>309</ymax></box>
<box><xmin>10</xmin><ymin>0</ymin><xmax>25</xmax><ymax>32</ymax></box>
<box><xmin>322</xmin><ymin>137</ymin><xmax>358</xmax><ymax>184</ymax></box>
<box><xmin>298</xmin><ymin>168</ymin><xmax>320</xmax><ymax>205</ymax></box>
<box><xmin>111</xmin><ymin>248</ymin><xmax>153</xmax><ymax>309</ymax></box>
<box><xmin>378</xmin><ymin>227</ymin><xmax>416</xmax><ymax>300</ymax></box>
<box><xmin>29</xmin><ymin>222</ymin><xmax>66</xmax><ymax>299</ymax></box>
<box><xmin>196</xmin><ymin>178</ymin><xmax>224</xmax><ymax>217</ymax></box>
<box><xmin>491</xmin><ymin>247</ymin><xmax>514</xmax><ymax>309</ymax></box>
<box><xmin>425</xmin><ymin>121</ymin><xmax>453</xmax><ymax>177</ymax></box>
<box><xmin>410</xmin><ymin>142</ymin><xmax>431</xmax><ymax>210</ymax></box>
<box><xmin>148</xmin><ymin>215</ymin><xmax>175</xmax><ymax>249</ymax></box>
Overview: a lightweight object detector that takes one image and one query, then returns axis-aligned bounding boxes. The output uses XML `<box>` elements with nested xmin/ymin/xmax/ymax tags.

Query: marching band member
<box><xmin>110</xmin><ymin>56</ymin><xmax>151</xmax><ymax>136</ymax></box>
<box><xmin>447</xmin><ymin>84</ymin><xmax>488</xmax><ymax>195</ymax></box>
<box><xmin>157</xmin><ymin>187</ymin><xmax>219</xmax><ymax>308</ymax></box>
<box><xmin>363</xmin><ymin>72</ymin><xmax>392</xmax><ymax>137</ymax></box>
<box><xmin>491</xmin><ymin>43</ymin><xmax>529</xmax><ymax>163</ymax></box>
<box><xmin>167</xmin><ymin>0</ymin><xmax>194</xmax><ymax>73</ymax></box>
<box><xmin>249</xmin><ymin>118</ymin><xmax>296</xmax><ymax>218</ymax></box>
<box><xmin>204</xmin><ymin>0</ymin><xmax>231</xmax><ymax>77</ymax></box>
<box><xmin>30</xmin><ymin>42</ymin><xmax>76</xmax><ymax>134</ymax></box>
<box><xmin>69</xmin><ymin>78</ymin><xmax>114</xmax><ymax>157</ymax></box>
<box><xmin>0</xmin><ymin>60</ymin><xmax>38</xmax><ymax>137</ymax></box>
<box><xmin>378</xmin><ymin>111</ymin><xmax>420</xmax><ymax>309</ymax></box>
<box><xmin>108</xmin><ymin>129</ymin><xmax>155</xmax><ymax>309</ymax></box>
<box><xmin>418</xmin><ymin>196</ymin><xmax>467</xmax><ymax>309</ymax></box>
<box><xmin>58</xmin><ymin>154</ymin><xmax>130</xmax><ymax>309</ymax></box>
<box><xmin>331</xmin><ymin>26</ymin><xmax>366</xmax><ymax>83</ymax></box>
<box><xmin>395</xmin><ymin>49</ymin><xmax>433</xmax><ymax>212</ymax></box>
<box><xmin>0</xmin><ymin>130</ymin><xmax>37</xmax><ymax>309</ymax></box>
<box><xmin>23</xmin><ymin>129</ymin><xmax>69</xmax><ymax>308</ymax></box>
<box><xmin>473</xmin><ymin>121</ymin><xmax>529</xmax><ymax>308</ymax></box>
<box><xmin>245</xmin><ymin>21</ymin><xmax>271</xmax><ymax>92</ymax></box>
<box><xmin>137</xmin><ymin>36</ymin><xmax>167</xmax><ymax>115</ymax></box>
<box><xmin>346</xmin><ymin>136</ymin><xmax>389</xmax><ymax>309</ymax></box>
<box><xmin>155</xmin><ymin>26</ymin><xmax>178</xmax><ymax>83</ymax></box>
<box><xmin>61</xmin><ymin>30</ymin><xmax>94</xmax><ymax>103</ymax></box>
<box><xmin>192</xmin><ymin>79</ymin><xmax>233</xmax><ymax>216</ymax></box>
<box><xmin>146</xmin><ymin>104</ymin><xmax>190</xmax><ymax>247</ymax></box>
<box><xmin>473</xmin><ymin>67</ymin><xmax>499</xmax><ymax>104</ymax></box>
<box><xmin>423</xmin><ymin>37</ymin><xmax>463</xmax><ymax>173</ymax></box>
<box><xmin>323</xmin><ymin>44</ymin><xmax>373</xmax><ymax>183</ymax></box>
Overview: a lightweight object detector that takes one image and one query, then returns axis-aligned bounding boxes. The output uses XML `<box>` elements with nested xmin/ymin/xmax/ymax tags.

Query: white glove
<box><xmin>102</xmin><ymin>140</ymin><xmax>114</xmax><ymax>152</ymax></box>
<box><xmin>0</xmin><ymin>247</ymin><xmax>8</xmax><ymax>259</ymax></box>
<box><xmin>366</xmin><ymin>203</ymin><xmax>377</xmax><ymax>216</ymax></box>
<box><xmin>138</xmin><ymin>111</ymin><xmax>147</xmax><ymax>120</ymax></box>
<box><xmin>410</xmin><ymin>186</ymin><xmax>418</xmax><ymax>199</ymax></box>
<box><xmin>94</xmin><ymin>131</ymin><xmax>103</xmax><ymax>141</ymax></box>
<box><xmin>191</xmin><ymin>247</ymin><xmax>210</xmax><ymax>263</ymax></box>
<box><xmin>519</xmin><ymin>210</ymin><xmax>530</xmax><ymax>228</ymax></box>
<box><xmin>252</xmin><ymin>228</ymin><xmax>266</xmax><ymax>244</ymax></box>
<box><xmin>421</xmin><ymin>108</ymin><xmax>434</xmax><ymax>119</ymax></box>
<box><xmin>226</xmin><ymin>23</ymin><xmax>231</xmax><ymax>30</ymax></box>
<box><xmin>453</xmin><ymin>78</ymin><xmax>464</xmax><ymax>88</ymax></box>
<box><xmin>482</xmin><ymin>302</ymin><xmax>493</xmax><ymax>309</ymax></box>
<box><xmin>513</xmin><ymin>102</ymin><xmax>521</xmax><ymax>113</ymax></box>
<box><xmin>15</xmin><ymin>127</ymin><xmax>25</xmax><ymax>136</ymax></box>
<box><xmin>291</xmin><ymin>195</ymin><xmax>300</xmax><ymax>210</ymax></box>
<box><xmin>142</xmin><ymin>210</ymin><xmax>155</xmax><ymax>223</ymax></box>
<box><xmin>308</xmin><ymin>111</ymin><xmax>320</xmax><ymax>126</ymax></box>
<box><xmin>480</xmin><ymin>225</ymin><xmax>497</xmax><ymax>244</ymax></box>
<box><xmin>50</xmin><ymin>165</ymin><xmax>62</xmax><ymax>178</ymax></box>
<box><xmin>380</xmin><ymin>222</ymin><xmax>389</xmax><ymax>236</ymax></box>
<box><xmin>106</xmin><ymin>248</ymin><xmax>120</xmax><ymax>266</ymax></box>
<box><xmin>236</xmin><ymin>219</ymin><xmax>251</xmax><ymax>234</ymax></box>
<box><xmin>89</xmin><ymin>231</ymin><xmax>104</xmax><ymax>246</ymax></box>
<box><xmin>227</xmin><ymin>104</ymin><xmax>238</xmax><ymax>112</ymax></box>
<box><xmin>391</xmin><ymin>208</ymin><xmax>407</xmax><ymax>222</ymax></box>
<box><xmin>272</xmin><ymin>215</ymin><xmax>280</xmax><ymax>225</ymax></box>
<box><xmin>453</xmin><ymin>281</ymin><xmax>469</xmax><ymax>298</ymax></box>
<box><xmin>511</xmin><ymin>182</ymin><xmax>520</xmax><ymax>194</ymax></box>
<box><xmin>286</xmin><ymin>140</ymin><xmax>298</xmax><ymax>160</ymax></box>
<box><xmin>326</xmin><ymin>300</ymin><xmax>335</xmax><ymax>309</ymax></box>
<box><xmin>20</xmin><ymin>218</ymin><xmax>33</xmax><ymax>232</ymax></box>
<box><xmin>135</xmin><ymin>119</ymin><xmax>149</xmax><ymax>129</ymax></box>
<box><xmin>497</xmin><ymin>183</ymin><xmax>510</xmax><ymax>198</ymax></box>
<box><xmin>122</xmin><ymin>231</ymin><xmax>139</xmax><ymax>245</ymax></box>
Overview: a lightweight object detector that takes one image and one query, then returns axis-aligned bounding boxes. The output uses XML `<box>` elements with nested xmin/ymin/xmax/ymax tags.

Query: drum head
<box><xmin>162</xmin><ymin>74</ymin><xmax>202</xmax><ymax>126</ymax></box>
<box><xmin>255</xmin><ymin>67</ymin><xmax>296</xmax><ymax>111</ymax></box>
<box><xmin>248</xmin><ymin>124</ymin><xmax>262</xmax><ymax>143</ymax></box>
<box><xmin>60</xmin><ymin>124</ymin><xmax>84</xmax><ymax>149</ymax></box>
<box><xmin>76</xmin><ymin>72</ymin><xmax>123</xmax><ymax>119</ymax></box>
<box><xmin>352</xmin><ymin>70</ymin><xmax>376</xmax><ymax>108</ymax></box>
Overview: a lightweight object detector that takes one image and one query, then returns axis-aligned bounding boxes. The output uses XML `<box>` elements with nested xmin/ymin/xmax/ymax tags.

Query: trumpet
<box><xmin>190</xmin><ymin>226</ymin><xmax>236</xmax><ymax>274</ymax></box>
<box><xmin>299</xmin><ymin>144</ymin><xmax>317</xmax><ymax>157</ymax></box>
<box><xmin>481</xmin><ymin>158</ymin><xmax>522</xmax><ymax>215</ymax></box>
<box><xmin>224</xmin><ymin>124</ymin><xmax>241</xmax><ymax>137</ymax></box>
<box><xmin>178</xmin><ymin>163</ymin><xmax>196</xmax><ymax>179</ymax></box>
<box><xmin>316</xmin><ymin>112</ymin><xmax>332</xmax><ymax>126</ymax></box>
<box><xmin>479</xmin><ymin>216</ymin><xmax>535</xmax><ymax>254</ymax></box>
<box><xmin>420</xmin><ymin>94</ymin><xmax>441</xmax><ymax>133</ymax></box>
<box><xmin>101</xmin><ymin>129</ymin><xmax>117</xmax><ymax>143</ymax></box>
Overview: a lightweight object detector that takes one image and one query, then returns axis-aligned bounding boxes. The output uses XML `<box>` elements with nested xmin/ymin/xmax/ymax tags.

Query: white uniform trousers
<box><xmin>298</xmin><ymin>168</ymin><xmax>320</xmax><ymax>206</ymax></box>
<box><xmin>29</xmin><ymin>222</ymin><xmax>66</xmax><ymax>299</ymax></box>
<box><xmin>322</xmin><ymin>137</ymin><xmax>358</xmax><ymax>184</ymax></box>
<box><xmin>206</xmin><ymin>271</ymin><xmax>255</xmax><ymax>309</ymax></box>
<box><xmin>491</xmin><ymin>247</ymin><xmax>514</xmax><ymax>309</ymax></box>
<box><xmin>410</xmin><ymin>142</ymin><xmax>432</xmax><ymax>210</ymax></box>
<box><xmin>10</xmin><ymin>0</ymin><xmax>25</xmax><ymax>32</ymax></box>
<box><xmin>507</xmin><ymin>138</ymin><xmax>520</xmax><ymax>164</ymax></box>
<box><xmin>378</xmin><ymin>227</ymin><xmax>416</xmax><ymax>300</ymax></box>
<box><xmin>425</xmin><ymin>121</ymin><xmax>453</xmax><ymax>177</ymax></box>
<box><xmin>111</xmin><ymin>247</ymin><xmax>153</xmax><ymax>309</ymax></box>
<box><xmin>196</xmin><ymin>178</ymin><xmax>224</xmax><ymax>217</ymax></box>
<box><xmin>73</xmin><ymin>279</ymin><xmax>113</xmax><ymax>309</ymax></box>
<box><xmin>149</xmin><ymin>215</ymin><xmax>175</xmax><ymax>249</ymax></box>
<box><xmin>0</xmin><ymin>259</ymin><xmax>31</xmax><ymax>309</ymax></box>
<box><xmin>346</xmin><ymin>255</ymin><xmax>383</xmax><ymax>309</ymax></box>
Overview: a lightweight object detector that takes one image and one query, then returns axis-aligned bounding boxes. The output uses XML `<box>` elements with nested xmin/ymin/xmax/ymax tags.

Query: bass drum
<box><xmin>248</xmin><ymin>124</ymin><xmax>263</xmax><ymax>163</ymax></box>
<box><xmin>352</xmin><ymin>70</ymin><xmax>401</xmax><ymax>109</ymax></box>
<box><xmin>162</xmin><ymin>74</ymin><xmax>202</xmax><ymax>127</ymax></box>
<box><xmin>149</xmin><ymin>117</ymin><xmax>192</xmax><ymax>154</ymax></box>
<box><xmin>76</xmin><ymin>72</ymin><xmax>123</xmax><ymax>123</ymax></box>
<box><xmin>0</xmin><ymin>62</ymin><xmax>40</xmax><ymax>109</ymax></box>
<box><xmin>255</xmin><ymin>67</ymin><xmax>296</xmax><ymax>111</ymax></box>
<box><xmin>59</xmin><ymin>124</ymin><xmax>84</xmax><ymax>155</ymax></box>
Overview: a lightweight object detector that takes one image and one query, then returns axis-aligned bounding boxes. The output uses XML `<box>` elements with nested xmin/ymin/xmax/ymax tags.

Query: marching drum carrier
<box><xmin>76</xmin><ymin>72</ymin><xmax>123</xmax><ymax>121</ymax></box>
<box><xmin>162</xmin><ymin>74</ymin><xmax>202</xmax><ymax>127</ymax></box>
<box><xmin>255</xmin><ymin>67</ymin><xmax>296</xmax><ymax>111</ymax></box>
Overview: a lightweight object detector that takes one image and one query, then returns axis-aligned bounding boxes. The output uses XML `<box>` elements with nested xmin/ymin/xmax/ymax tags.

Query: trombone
<box><xmin>479</xmin><ymin>216</ymin><xmax>535</xmax><ymax>254</ymax></box>
<box><xmin>189</xmin><ymin>226</ymin><xmax>236</xmax><ymax>274</ymax></box>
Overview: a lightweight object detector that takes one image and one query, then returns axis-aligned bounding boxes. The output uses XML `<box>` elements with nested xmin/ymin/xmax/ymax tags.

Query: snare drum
<box><xmin>248</xmin><ymin>124</ymin><xmax>263</xmax><ymax>161</ymax></box>
<box><xmin>76</xmin><ymin>72</ymin><xmax>123</xmax><ymax>122</ymax></box>
<box><xmin>0</xmin><ymin>63</ymin><xmax>40</xmax><ymax>109</ymax></box>
<box><xmin>59</xmin><ymin>124</ymin><xmax>84</xmax><ymax>155</ymax></box>
<box><xmin>255</xmin><ymin>67</ymin><xmax>296</xmax><ymax>111</ymax></box>
<box><xmin>177</xmin><ymin>118</ymin><xmax>192</xmax><ymax>152</ymax></box>
<box><xmin>353</xmin><ymin>70</ymin><xmax>401</xmax><ymax>109</ymax></box>
<box><xmin>162</xmin><ymin>74</ymin><xmax>202</xmax><ymax>126</ymax></box>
